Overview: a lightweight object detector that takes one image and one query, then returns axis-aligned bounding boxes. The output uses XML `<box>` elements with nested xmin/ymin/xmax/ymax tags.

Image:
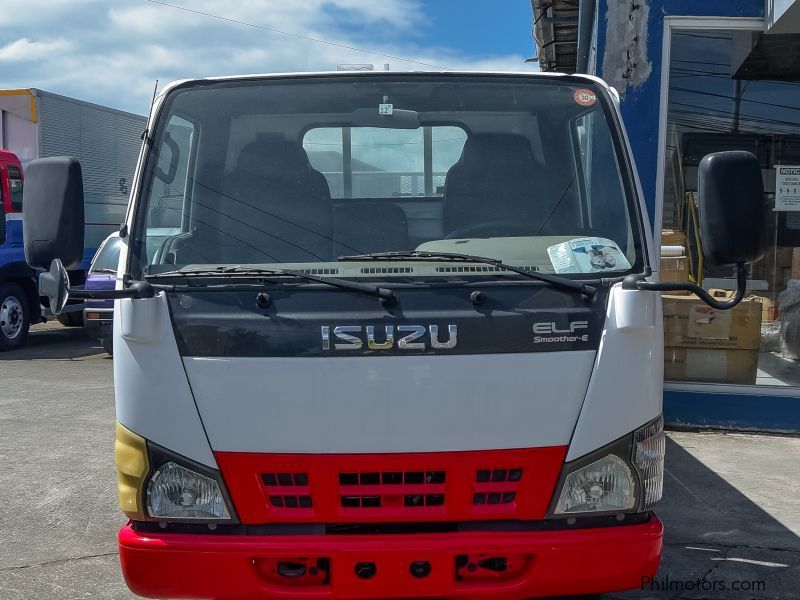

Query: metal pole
<box><xmin>576</xmin><ymin>0</ymin><xmax>597</xmax><ymax>74</ymax></box>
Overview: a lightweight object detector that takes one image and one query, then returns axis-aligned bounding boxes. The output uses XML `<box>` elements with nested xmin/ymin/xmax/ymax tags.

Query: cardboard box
<box><xmin>660</xmin><ymin>256</ymin><xmax>689</xmax><ymax>283</ymax></box>
<box><xmin>661</xmin><ymin>230</ymin><xmax>686</xmax><ymax>248</ymax></box>
<box><xmin>775</xmin><ymin>246</ymin><xmax>794</xmax><ymax>268</ymax></box>
<box><xmin>662</xmin><ymin>295</ymin><xmax>762</xmax><ymax>350</ymax></box>
<box><xmin>791</xmin><ymin>248</ymin><xmax>800</xmax><ymax>281</ymax></box>
<box><xmin>664</xmin><ymin>347</ymin><xmax>759</xmax><ymax>385</ymax></box>
<box><xmin>748</xmin><ymin>294</ymin><xmax>778</xmax><ymax>321</ymax></box>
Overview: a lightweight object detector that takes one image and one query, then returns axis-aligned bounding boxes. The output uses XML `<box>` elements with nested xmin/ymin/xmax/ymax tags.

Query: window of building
<box><xmin>661</xmin><ymin>28</ymin><xmax>800</xmax><ymax>388</ymax></box>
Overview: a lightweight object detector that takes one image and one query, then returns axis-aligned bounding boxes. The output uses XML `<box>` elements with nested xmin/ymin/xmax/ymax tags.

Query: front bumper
<box><xmin>83</xmin><ymin>308</ymin><xmax>113</xmax><ymax>339</ymax></box>
<box><xmin>119</xmin><ymin>516</ymin><xmax>663</xmax><ymax>599</ymax></box>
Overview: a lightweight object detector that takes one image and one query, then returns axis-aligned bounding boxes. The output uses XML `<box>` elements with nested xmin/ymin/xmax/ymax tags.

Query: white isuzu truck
<box><xmin>23</xmin><ymin>72</ymin><xmax>765</xmax><ymax>599</ymax></box>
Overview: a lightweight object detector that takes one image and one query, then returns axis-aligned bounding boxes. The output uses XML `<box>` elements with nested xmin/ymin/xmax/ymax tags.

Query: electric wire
<box><xmin>142</xmin><ymin>0</ymin><xmax>451</xmax><ymax>71</ymax></box>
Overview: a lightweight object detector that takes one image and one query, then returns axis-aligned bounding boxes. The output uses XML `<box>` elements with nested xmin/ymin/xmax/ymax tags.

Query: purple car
<box><xmin>83</xmin><ymin>233</ymin><xmax>121</xmax><ymax>354</ymax></box>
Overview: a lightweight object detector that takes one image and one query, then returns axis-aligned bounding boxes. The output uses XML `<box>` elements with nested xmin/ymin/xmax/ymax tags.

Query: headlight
<box><xmin>550</xmin><ymin>415</ymin><xmax>665</xmax><ymax>516</ymax></box>
<box><xmin>553</xmin><ymin>454</ymin><xmax>635</xmax><ymax>514</ymax></box>
<box><xmin>146</xmin><ymin>461</ymin><xmax>232</xmax><ymax>520</ymax></box>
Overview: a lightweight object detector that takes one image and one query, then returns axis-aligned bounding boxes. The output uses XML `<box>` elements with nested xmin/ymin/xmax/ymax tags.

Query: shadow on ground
<box><xmin>0</xmin><ymin>322</ymin><xmax>107</xmax><ymax>361</ymax></box>
<box><xmin>599</xmin><ymin>435</ymin><xmax>800</xmax><ymax>600</ymax></box>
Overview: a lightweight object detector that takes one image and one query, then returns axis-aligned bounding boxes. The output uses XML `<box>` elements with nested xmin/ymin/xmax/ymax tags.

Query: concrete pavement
<box><xmin>0</xmin><ymin>323</ymin><xmax>798</xmax><ymax>599</ymax></box>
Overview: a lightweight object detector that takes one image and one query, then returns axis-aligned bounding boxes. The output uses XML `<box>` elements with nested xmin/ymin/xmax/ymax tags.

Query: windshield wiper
<box><xmin>147</xmin><ymin>266</ymin><xmax>396</xmax><ymax>303</ymax></box>
<box><xmin>90</xmin><ymin>268</ymin><xmax>117</xmax><ymax>274</ymax></box>
<box><xmin>339</xmin><ymin>251</ymin><xmax>597</xmax><ymax>299</ymax></box>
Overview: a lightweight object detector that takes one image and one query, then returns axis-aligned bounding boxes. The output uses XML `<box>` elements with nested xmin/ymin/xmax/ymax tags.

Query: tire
<box><xmin>0</xmin><ymin>283</ymin><xmax>30</xmax><ymax>351</ymax></box>
<box><xmin>57</xmin><ymin>311</ymin><xmax>84</xmax><ymax>327</ymax></box>
<box><xmin>101</xmin><ymin>338</ymin><xmax>113</xmax><ymax>356</ymax></box>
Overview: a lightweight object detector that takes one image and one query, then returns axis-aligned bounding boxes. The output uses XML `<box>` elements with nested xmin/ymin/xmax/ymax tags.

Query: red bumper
<box><xmin>119</xmin><ymin>516</ymin><xmax>663</xmax><ymax>599</ymax></box>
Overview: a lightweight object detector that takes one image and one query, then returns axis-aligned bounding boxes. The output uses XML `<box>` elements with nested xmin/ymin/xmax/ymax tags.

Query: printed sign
<box><xmin>547</xmin><ymin>237</ymin><xmax>631</xmax><ymax>274</ymax></box>
<box><xmin>776</xmin><ymin>166</ymin><xmax>800</xmax><ymax>211</ymax></box>
<box><xmin>573</xmin><ymin>89</ymin><xmax>597</xmax><ymax>106</ymax></box>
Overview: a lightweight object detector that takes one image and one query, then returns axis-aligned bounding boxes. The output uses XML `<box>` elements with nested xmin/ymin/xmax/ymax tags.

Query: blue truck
<box><xmin>0</xmin><ymin>88</ymin><xmax>145</xmax><ymax>349</ymax></box>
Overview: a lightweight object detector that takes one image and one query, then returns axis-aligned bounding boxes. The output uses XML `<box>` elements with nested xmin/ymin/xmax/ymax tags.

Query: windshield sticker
<box><xmin>547</xmin><ymin>237</ymin><xmax>631</xmax><ymax>274</ymax></box>
<box><xmin>573</xmin><ymin>89</ymin><xmax>597</xmax><ymax>106</ymax></box>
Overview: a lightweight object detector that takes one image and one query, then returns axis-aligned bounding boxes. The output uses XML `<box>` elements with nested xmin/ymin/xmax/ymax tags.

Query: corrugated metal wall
<box><xmin>38</xmin><ymin>92</ymin><xmax>146</xmax><ymax>252</ymax></box>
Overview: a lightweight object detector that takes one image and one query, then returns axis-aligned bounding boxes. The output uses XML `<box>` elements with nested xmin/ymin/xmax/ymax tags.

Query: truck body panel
<box><xmin>102</xmin><ymin>72</ymin><xmax>665</xmax><ymax>597</ymax></box>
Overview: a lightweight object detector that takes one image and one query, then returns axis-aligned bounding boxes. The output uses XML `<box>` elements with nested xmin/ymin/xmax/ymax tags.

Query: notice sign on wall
<box><xmin>776</xmin><ymin>166</ymin><xmax>800</xmax><ymax>211</ymax></box>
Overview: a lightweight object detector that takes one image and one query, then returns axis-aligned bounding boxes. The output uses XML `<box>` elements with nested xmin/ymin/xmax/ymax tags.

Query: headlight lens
<box><xmin>146</xmin><ymin>461</ymin><xmax>231</xmax><ymax>520</ymax></box>
<box><xmin>633</xmin><ymin>415</ymin><xmax>665</xmax><ymax>509</ymax></box>
<box><xmin>554</xmin><ymin>453</ymin><xmax>636</xmax><ymax>514</ymax></box>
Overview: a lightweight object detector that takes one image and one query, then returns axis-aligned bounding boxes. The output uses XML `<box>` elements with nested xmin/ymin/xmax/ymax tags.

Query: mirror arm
<box><xmin>69</xmin><ymin>280</ymin><xmax>156</xmax><ymax>300</ymax></box>
<box><xmin>623</xmin><ymin>263</ymin><xmax>747</xmax><ymax>310</ymax></box>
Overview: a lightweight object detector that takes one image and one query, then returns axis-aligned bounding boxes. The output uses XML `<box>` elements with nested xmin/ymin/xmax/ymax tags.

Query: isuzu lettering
<box><xmin>23</xmin><ymin>72</ymin><xmax>765</xmax><ymax>599</ymax></box>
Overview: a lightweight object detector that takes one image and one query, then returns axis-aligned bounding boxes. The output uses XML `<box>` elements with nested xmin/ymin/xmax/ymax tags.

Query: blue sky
<box><xmin>0</xmin><ymin>0</ymin><xmax>537</xmax><ymax>115</ymax></box>
<box><xmin>421</xmin><ymin>1</ymin><xmax>534</xmax><ymax>60</ymax></box>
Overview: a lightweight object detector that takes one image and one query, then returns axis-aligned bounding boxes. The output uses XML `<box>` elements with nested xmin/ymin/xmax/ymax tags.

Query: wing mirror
<box><xmin>698</xmin><ymin>151</ymin><xmax>766</xmax><ymax>265</ymax></box>
<box><xmin>23</xmin><ymin>157</ymin><xmax>86</xmax><ymax>270</ymax></box>
<box><xmin>625</xmin><ymin>151</ymin><xmax>766</xmax><ymax>310</ymax></box>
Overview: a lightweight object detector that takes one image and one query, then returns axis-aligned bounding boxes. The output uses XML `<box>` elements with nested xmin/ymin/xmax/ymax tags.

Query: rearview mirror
<box><xmin>698</xmin><ymin>151</ymin><xmax>766</xmax><ymax>265</ymax></box>
<box><xmin>23</xmin><ymin>157</ymin><xmax>85</xmax><ymax>270</ymax></box>
<box><xmin>352</xmin><ymin>107</ymin><xmax>420</xmax><ymax>129</ymax></box>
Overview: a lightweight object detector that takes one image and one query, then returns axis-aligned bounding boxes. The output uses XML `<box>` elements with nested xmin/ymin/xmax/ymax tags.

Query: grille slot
<box><xmin>262</xmin><ymin>472</ymin><xmax>312</xmax><ymax>510</ymax></box>
<box><xmin>359</xmin><ymin>267</ymin><xmax>414</xmax><ymax>274</ymax></box>
<box><xmin>339</xmin><ymin>471</ymin><xmax>445</xmax><ymax>486</ymax></box>
<box><xmin>296</xmin><ymin>268</ymin><xmax>339</xmax><ymax>275</ymax></box>
<box><xmin>339</xmin><ymin>471</ymin><xmax>446</xmax><ymax>510</ymax></box>
<box><xmin>435</xmin><ymin>265</ymin><xmax>539</xmax><ymax>274</ymax></box>
<box><xmin>473</xmin><ymin>468</ymin><xmax>523</xmax><ymax>507</ymax></box>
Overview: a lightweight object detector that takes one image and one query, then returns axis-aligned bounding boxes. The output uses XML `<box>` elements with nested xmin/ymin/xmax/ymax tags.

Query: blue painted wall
<box><xmin>665</xmin><ymin>389</ymin><xmax>800</xmax><ymax>432</ymax></box>
<box><xmin>594</xmin><ymin>0</ymin><xmax>764</xmax><ymax>224</ymax></box>
<box><xmin>593</xmin><ymin>1</ymin><xmax>800</xmax><ymax>432</ymax></box>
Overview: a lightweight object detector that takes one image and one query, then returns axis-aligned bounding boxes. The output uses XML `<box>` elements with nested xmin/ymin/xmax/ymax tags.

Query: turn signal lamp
<box><xmin>115</xmin><ymin>422</ymin><xmax>149</xmax><ymax>520</ymax></box>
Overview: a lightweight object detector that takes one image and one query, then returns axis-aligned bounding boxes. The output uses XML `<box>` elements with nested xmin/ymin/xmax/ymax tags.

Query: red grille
<box><xmin>216</xmin><ymin>447</ymin><xmax>568</xmax><ymax>525</ymax></box>
<box><xmin>339</xmin><ymin>471</ymin><xmax>446</xmax><ymax>510</ymax></box>
<box><xmin>260</xmin><ymin>472</ymin><xmax>313</xmax><ymax>513</ymax></box>
<box><xmin>472</xmin><ymin>468</ymin><xmax>524</xmax><ymax>509</ymax></box>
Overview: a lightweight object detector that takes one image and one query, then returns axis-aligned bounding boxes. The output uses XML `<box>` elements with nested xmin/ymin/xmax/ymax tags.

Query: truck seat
<box><xmin>221</xmin><ymin>138</ymin><xmax>334</xmax><ymax>263</ymax></box>
<box><xmin>333</xmin><ymin>202</ymin><xmax>409</xmax><ymax>257</ymax></box>
<box><xmin>442</xmin><ymin>133</ymin><xmax>577</xmax><ymax>237</ymax></box>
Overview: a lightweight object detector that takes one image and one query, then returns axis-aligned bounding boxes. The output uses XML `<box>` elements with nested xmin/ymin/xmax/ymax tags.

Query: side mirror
<box><xmin>23</xmin><ymin>157</ymin><xmax>85</xmax><ymax>270</ymax></box>
<box><xmin>698</xmin><ymin>150</ymin><xmax>766</xmax><ymax>266</ymax></box>
<box><xmin>625</xmin><ymin>150</ymin><xmax>766</xmax><ymax>310</ymax></box>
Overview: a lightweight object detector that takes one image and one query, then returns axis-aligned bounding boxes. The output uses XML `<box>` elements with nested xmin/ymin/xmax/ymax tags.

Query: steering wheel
<box><xmin>444</xmin><ymin>220</ymin><xmax>538</xmax><ymax>240</ymax></box>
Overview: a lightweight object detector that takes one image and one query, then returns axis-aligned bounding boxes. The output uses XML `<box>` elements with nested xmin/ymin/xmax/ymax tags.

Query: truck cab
<box><xmin>22</xmin><ymin>71</ymin><xmax>765</xmax><ymax>599</ymax></box>
<box><xmin>0</xmin><ymin>149</ymin><xmax>38</xmax><ymax>350</ymax></box>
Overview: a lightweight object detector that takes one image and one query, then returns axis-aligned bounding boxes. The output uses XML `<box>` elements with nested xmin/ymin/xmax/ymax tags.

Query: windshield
<box><xmin>132</xmin><ymin>75</ymin><xmax>642</xmax><ymax>280</ymax></box>
<box><xmin>91</xmin><ymin>235</ymin><xmax>122</xmax><ymax>273</ymax></box>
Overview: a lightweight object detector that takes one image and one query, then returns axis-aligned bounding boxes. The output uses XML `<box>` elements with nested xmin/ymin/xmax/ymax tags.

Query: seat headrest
<box><xmin>457</xmin><ymin>134</ymin><xmax>535</xmax><ymax>168</ymax></box>
<box><xmin>236</xmin><ymin>139</ymin><xmax>314</xmax><ymax>179</ymax></box>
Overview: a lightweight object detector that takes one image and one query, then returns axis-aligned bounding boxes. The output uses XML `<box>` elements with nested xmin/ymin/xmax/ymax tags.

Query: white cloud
<box><xmin>0</xmin><ymin>37</ymin><xmax>72</xmax><ymax>62</ymax></box>
<box><xmin>0</xmin><ymin>0</ymin><xmax>534</xmax><ymax>114</ymax></box>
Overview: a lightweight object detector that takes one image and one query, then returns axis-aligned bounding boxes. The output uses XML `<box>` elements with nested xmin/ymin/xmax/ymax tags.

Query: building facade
<box><xmin>533</xmin><ymin>0</ymin><xmax>800</xmax><ymax>431</ymax></box>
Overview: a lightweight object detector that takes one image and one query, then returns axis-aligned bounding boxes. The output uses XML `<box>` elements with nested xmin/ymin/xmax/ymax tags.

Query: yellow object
<box><xmin>115</xmin><ymin>422</ymin><xmax>149</xmax><ymax>520</ymax></box>
<box><xmin>0</xmin><ymin>89</ymin><xmax>37</xmax><ymax>122</ymax></box>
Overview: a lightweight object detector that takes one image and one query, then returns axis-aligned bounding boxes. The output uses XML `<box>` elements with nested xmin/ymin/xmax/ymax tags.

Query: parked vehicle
<box><xmin>84</xmin><ymin>233</ymin><xmax>121</xmax><ymax>355</ymax></box>
<box><xmin>0</xmin><ymin>149</ymin><xmax>31</xmax><ymax>350</ymax></box>
<box><xmin>23</xmin><ymin>72</ymin><xmax>765</xmax><ymax>599</ymax></box>
<box><xmin>0</xmin><ymin>89</ymin><xmax>145</xmax><ymax>347</ymax></box>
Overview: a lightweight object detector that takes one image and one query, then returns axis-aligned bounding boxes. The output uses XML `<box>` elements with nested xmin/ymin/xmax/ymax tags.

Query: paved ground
<box><xmin>1</xmin><ymin>323</ymin><xmax>798</xmax><ymax>599</ymax></box>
